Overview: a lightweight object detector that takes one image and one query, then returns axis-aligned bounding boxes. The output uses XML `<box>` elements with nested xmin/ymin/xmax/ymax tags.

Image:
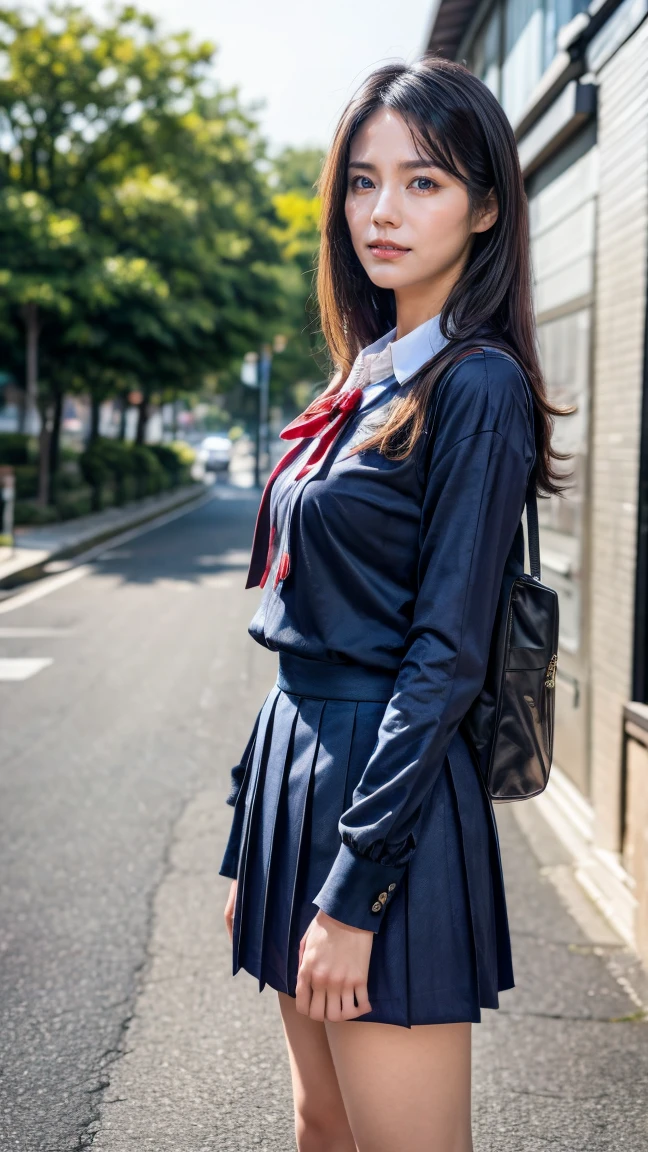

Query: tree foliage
<box><xmin>0</xmin><ymin>4</ymin><xmax>330</xmax><ymax>510</ymax></box>
<box><xmin>0</xmin><ymin>2</ymin><xmax>291</xmax><ymax>480</ymax></box>
<box><xmin>266</xmin><ymin>144</ymin><xmax>327</xmax><ymax>403</ymax></box>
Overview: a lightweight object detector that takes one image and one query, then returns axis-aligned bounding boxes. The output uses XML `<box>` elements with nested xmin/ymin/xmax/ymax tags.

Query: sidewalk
<box><xmin>0</xmin><ymin>481</ymin><xmax>210</xmax><ymax>588</ymax></box>
<box><xmin>89</xmin><ymin>786</ymin><xmax>648</xmax><ymax>1151</ymax></box>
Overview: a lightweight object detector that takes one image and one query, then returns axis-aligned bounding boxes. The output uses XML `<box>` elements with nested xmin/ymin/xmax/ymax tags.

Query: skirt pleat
<box><xmin>259</xmin><ymin>696</ymin><xmax>325</xmax><ymax>991</ymax></box>
<box><xmin>254</xmin><ymin>695</ymin><xmax>301</xmax><ymax>991</ymax></box>
<box><xmin>232</xmin><ymin>685</ymin><xmax>280</xmax><ymax>974</ymax></box>
<box><xmin>231</xmin><ymin>683</ymin><xmax>514</xmax><ymax>1026</ymax></box>
<box><xmin>446</xmin><ymin>733</ymin><xmax>512</xmax><ymax>1008</ymax></box>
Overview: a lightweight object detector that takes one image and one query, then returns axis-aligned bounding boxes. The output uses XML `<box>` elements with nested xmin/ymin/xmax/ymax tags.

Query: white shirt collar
<box><xmin>345</xmin><ymin>313</ymin><xmax>448</xmax><ymax>391</ymax></box>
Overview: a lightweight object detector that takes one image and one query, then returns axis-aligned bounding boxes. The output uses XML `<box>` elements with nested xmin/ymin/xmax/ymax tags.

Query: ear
<box><xmin>472</xmin><ymin>188</ymin><xmax>499</xmax><ymax>234</ymax></box>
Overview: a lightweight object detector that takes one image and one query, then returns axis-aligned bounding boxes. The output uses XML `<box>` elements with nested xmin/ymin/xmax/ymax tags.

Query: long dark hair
<box><xmin>316</xmin><ymin>55</ymin><xmax>568</xmax><ymax>495</ymax></box>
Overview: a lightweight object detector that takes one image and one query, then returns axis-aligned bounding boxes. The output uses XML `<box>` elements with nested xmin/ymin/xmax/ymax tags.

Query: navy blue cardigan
<box><xmin>225</xmin><ymin>349</ymin><xmax>535</xmax><ymax>932</ymax></box>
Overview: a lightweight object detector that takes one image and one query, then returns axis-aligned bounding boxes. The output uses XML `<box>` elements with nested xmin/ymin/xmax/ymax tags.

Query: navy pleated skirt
<box><xmin>223</xmin><ymin>653</ymin><xmax>514</xmax><ymax>1027</ymax></box>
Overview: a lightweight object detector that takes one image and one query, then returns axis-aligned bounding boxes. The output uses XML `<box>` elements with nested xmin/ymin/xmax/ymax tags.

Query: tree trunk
<box><xmin>49</xmin><ymin>386</ymin><xmax>64</xmax><ymax>493</ymax></box>
<box><xmin>17</xmin><ymin>386</ymin><xmax>27</xmax><ymax>434</ymax></box>
<box><xmin>135</xmin><ymin>393</ymin><xmax>149</xmax><ymax>445</ymax></box>
<box><xmin>118</xmin><ymin>394</ymin><xmax>128</xmax><ymax>440</ymax></box>
<box><xmin>22</xmin><ymin>302</ymin><xmax>40</xmax><ymax>436</ymax></box>
<box><xmin>36</xmin><ymin>394</ymin><xmax>52</xmax><ymax>508</ymax></box>
<box><xmin>88</xmin><ymin>391</ymin><xmax>101</xmax><ymax>446</ymax></box>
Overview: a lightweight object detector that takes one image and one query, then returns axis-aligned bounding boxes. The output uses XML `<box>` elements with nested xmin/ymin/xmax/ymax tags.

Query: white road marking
<box><xmin>0</xmin><ymin>658</ymin><xmax>53</xmax><ymax>680</ymax></box>
<box><xmin>156</xmin><ymin>579</ymin><xmax>196</xmax><ymax>593</ymax></box>
<box><xmin>0</xmin><ymin>627</ymin><xmax>75</xmax><ymax>637</ymax></box>
<box><xmin>196</xmin><ymin>550</ymin><xmax>250</xmax><ymax>567</ymax></box>
<box><xmin>0</xmin><ymin>564</ymin><xmax>94</xmax><ymax>615</ymax></box>
<box><xmin>43</xmin><ymin>560</ymin><xmax>74</xmax><ymax>573</ymax></box>
<box><xmin>201</xmin><ymin>575</ymin><xmax>234</xmax><ymax>589</ymax></box>
<box><xmin>0</xmin><ymin>489</ymin><xmax>215</xmax><ymax>616</ymax></box>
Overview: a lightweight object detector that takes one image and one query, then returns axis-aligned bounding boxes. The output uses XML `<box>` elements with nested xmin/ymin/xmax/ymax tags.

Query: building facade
<box><xmin>424</xmin><ymin>0</ymin><xmax>648</xmax><ymax>964</ymax></box>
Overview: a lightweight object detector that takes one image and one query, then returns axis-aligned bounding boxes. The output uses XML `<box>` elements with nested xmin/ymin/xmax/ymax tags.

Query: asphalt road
<box><xmin>0</xmin><ymin>487</ymin><xmax>276</xmax><ymax>1151</ymax></box>
<box><xmin>0</xmin><ymin>487</ymin><xmax>647</xmax><ymax>1151</ymax></box>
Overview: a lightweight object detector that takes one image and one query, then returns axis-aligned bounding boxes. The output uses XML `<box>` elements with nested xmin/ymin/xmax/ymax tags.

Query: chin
<box><xmin>363</xmin><ymin>265</ymin><xmax>414</xmax><ymax>291</ymax></box>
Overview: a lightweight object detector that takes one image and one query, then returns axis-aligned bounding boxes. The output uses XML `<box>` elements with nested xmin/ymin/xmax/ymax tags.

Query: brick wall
<box><xmin>590</xmin><ymin>19</ymin><xmax>648</xmax><ymax>851</ymax></box>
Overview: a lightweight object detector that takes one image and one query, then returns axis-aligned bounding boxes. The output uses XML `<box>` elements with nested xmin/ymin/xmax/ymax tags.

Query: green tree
<box><xmin>266</xmin><ymin>145</ymin><xmax>328</xmax><ymax>409</ymax></box>
<box><xmin>0</xmin><ymin>187</ymin><xmax>92</xmax><ymax>501</ymax></box>
<box><xmin>271</xmin><ymin>147</ymin><xmax>324</xmax><ymax>198</ymax></box>
<box><xmin>0</xmin><ymin>3</ymin><xmax>284</xmax><ymax>497</ymax></box>
<box><xmin>0</xmin><ymin>4</ymin><xmax>214</xmax><ymax>207</ymax></box>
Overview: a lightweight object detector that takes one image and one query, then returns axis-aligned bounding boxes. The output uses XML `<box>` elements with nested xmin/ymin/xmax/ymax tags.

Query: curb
<box><xmin>0</xmin><ymin>483</ymin><xmax>210</xmax><ymax>594</ymax></box>
<box><xmin>511</xmin><ymin>796</ymin><xmax>648</xmax><ymax>1013</ymax></box>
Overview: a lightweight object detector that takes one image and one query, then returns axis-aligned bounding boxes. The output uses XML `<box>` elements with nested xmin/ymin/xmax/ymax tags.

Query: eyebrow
<box><xmin>347</xmin><ymin>159</ymin><xmax>440</xmax><ymax>171</ymax></box>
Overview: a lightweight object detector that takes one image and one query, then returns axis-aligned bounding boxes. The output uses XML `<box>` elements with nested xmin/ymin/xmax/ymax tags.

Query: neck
<box><xmin>393</xmin><ymin>255</ymin><xmax>467</xmax><ymax>340</ymax></box>
<box><xmin>394</xmin><ymin>297</ymin><xmax>443</xmax><ymax>341</ymax></box>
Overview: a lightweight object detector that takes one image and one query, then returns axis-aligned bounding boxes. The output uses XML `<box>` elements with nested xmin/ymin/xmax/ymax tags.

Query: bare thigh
<box><xmin>325</xmin><ymin>1019</ymin><xmax>473</xmax><ymax>1152</ymax></box>
<box><xmin>278</xmin><ymin>992</ymin><xmax>356</xmax><ymax>1152</ymax></box>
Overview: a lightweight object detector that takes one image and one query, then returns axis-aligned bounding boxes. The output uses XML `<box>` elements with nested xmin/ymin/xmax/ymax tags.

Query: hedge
<box><xmin>79</xmin><ymin>438</ymin><xmax>197</xmax><ymax>507</ymax></box>
<box><xmin>13</xmin><ymin>464</ymin><xmax>39</xmax><ymax>500</ymax></box>
<box><xmin>13</xmin><ymin>500</ymin><xmax>59</xmax><ymax>526</ymax></box>
<box><xmin>55</xmin><ymin>484</ymin><xmax>94</xmax><ymax>520</ymax></box>
<box><xmin>0</xmin><ymin>432</ymin><xmax>30</xmax><ymax>466</ymax></box>
<box><xmin>8</xmin><ymin>438</ymin><xmax>197</xmax><ymax>525</ymax></box>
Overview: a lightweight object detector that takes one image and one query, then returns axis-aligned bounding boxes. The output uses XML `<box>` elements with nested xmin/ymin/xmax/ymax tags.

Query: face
<box><xmin>344</xmin><ymin>107</ymin><xmax>497</xmax><ymax>308</ymax></box>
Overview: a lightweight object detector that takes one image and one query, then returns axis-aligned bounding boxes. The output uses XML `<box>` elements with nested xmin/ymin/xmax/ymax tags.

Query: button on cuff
<box><xmin>313</xmin><ymin>842</ymin><xmax>406</xmax><ymax>933</ymax></box>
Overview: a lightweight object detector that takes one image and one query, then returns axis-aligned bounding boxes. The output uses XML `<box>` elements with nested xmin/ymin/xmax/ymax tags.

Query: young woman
<box><xmin>220</xmin><ymin>56</ymin><xmax>562</xmax><ymax>1152</ymax></box>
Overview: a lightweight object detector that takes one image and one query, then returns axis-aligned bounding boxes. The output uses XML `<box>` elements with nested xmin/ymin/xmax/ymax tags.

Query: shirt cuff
<box><xmin>313</xmin><ymin>841</ymin><xmax>406</xmax><ymax>933</ymax></box>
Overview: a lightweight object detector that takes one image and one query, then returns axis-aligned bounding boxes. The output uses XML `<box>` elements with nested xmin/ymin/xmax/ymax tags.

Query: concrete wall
<box><xmin>624</xmin><ymin>717</ymin><xmax>648</xmax><ymax>966</ymax></box>
<box><xmin>589</xmin><ymin>18</ymin><xmax>648</xmax><ymax>853</ymax></box>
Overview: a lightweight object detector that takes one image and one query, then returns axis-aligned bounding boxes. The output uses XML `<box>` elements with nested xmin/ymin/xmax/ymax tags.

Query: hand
<box><xmin>296</xmin><ymin>909</ymin><xmax>373</xmax><ymax>1022</ymax></box>
<box><xmin>224</xmin><ymin>880</ymin><xmax>237</xmax><ymax>942</ymax></box>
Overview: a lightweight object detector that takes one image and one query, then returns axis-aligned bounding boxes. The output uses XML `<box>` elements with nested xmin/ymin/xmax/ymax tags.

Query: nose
<box><xmin>371</xmin><ymin>181</ymin><xmax>402</xmax><ymax>230</ymax></box>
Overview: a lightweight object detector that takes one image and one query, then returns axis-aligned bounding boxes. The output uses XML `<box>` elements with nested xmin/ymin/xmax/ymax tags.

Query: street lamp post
<box><xmin>241</xmin><ymin>336</ymin><xmax>286</xmax><ymax>489</ymax></box>
<box><xmin>256</xmin><ymin>344</ymin><xmax>272</xmax><ymax>489</ymax></box>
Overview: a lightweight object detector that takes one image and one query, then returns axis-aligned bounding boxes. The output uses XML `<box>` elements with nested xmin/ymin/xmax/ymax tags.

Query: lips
<box><xmin>368</xmin><ymin>240</ymin><xmax>409</xmax><ymax>252</ymax></box>
<box><xmin>367</xmin><ymin>239</ymin><xmax>410</xmax><ymax>260</ymax></box>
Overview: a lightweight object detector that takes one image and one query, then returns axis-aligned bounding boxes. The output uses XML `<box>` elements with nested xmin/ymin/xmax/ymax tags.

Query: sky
<box><xmin>83</xmin><ymin>0</ymin><xmax>435</xmax><ymax>151</ymax></box>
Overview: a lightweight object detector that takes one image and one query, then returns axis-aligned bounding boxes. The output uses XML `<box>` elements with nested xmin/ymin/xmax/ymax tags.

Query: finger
<box><xmin>325</xmin><ymin>989</ymin><xmax>343</xmax><ymax>1023</ymax></box>
<box><xmin>295</xmin><ymin>971</ymin><xmax>312</xmax><ymax>1017</ymax></box>
<box><xmin>354</xmin><ymin>984</ymin><xmax>372</xmax><ymax>1017</ymax></box>
<box><xmin>341</xmin><ymin>986</ymin><xmax>359</xmax><ymax>1020</ymax></box>
<box><xmin>298</xmin><ymin>934</ymin><xmax>307</xmax><ymax>969</ymax></box>
<box><xmin>308</xmin><ymin>987</ymin><xmax>326</xmax><ymax>1022</ymax></box>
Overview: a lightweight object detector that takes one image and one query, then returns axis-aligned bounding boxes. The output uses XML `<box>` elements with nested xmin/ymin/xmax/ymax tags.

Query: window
<box><xmin>502</xmin><ymin>0</ymin><xmax>545</xmax><ymax>123</ymax></box>
<box><xmin>470</xmin><ymin>0</ymin><xmax>591</xmax><ymax>124</ymax></box>
<box><xmin>543</xmin><ymin>0</ymin><xmax>588</xmax><ymax>70</ymax></box>
<box><xmin>468</xmin><ymin>5</ymin><xmax>502</xmax><ymax>98</ymax></box>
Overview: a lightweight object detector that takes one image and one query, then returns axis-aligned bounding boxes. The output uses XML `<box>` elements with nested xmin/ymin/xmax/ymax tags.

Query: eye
<box><xmin>410</xmin><ymin>176</ymin><xmax>438</xmax><ymax>192</ymax></box>
<box><xmin>349</xmin><ymin>174</ymin><xmax>375</xmax><ymax>190</ymax></box>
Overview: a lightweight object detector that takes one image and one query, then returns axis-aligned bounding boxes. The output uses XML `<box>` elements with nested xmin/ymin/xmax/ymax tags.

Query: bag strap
<box><xmin>453</xmin><ymin>344</ymin><xmax>542</xmax><ymax>582</ymax></box>
<box><xmin>526</xmin><ymin>468</ymin><xmax>541</xmax><ymax>581</ymax></box>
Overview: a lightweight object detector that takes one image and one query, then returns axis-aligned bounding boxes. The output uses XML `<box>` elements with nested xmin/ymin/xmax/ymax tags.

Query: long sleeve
<box><xmin>313</xmin><ymin>352</ymin><xmax>535</xmax><ymax>932</ymax></box>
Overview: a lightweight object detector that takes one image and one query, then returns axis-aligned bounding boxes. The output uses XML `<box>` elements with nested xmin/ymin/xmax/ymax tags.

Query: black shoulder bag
<box><xmin>461</xmin><ymin>354</ymin><xmax>560</xmax><ymax>802</ymax></box>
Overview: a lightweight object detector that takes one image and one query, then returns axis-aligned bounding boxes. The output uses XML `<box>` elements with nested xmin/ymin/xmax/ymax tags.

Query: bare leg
<box><xmin>325</xmin><ymin>1019</ymin><xmax>473</xmax><ymax>1152</ymax></box>
<box><xmin>278</xmin><ymin>992</ymin><xmax>357</xmax><ymax>1152</ymax></box>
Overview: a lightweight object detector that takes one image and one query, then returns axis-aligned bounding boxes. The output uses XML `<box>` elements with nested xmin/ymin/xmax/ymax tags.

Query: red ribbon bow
<box><xmin>245</xmin><ymin>386</ymin><xmax>364</xmax><ymax>589</ymax></box>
